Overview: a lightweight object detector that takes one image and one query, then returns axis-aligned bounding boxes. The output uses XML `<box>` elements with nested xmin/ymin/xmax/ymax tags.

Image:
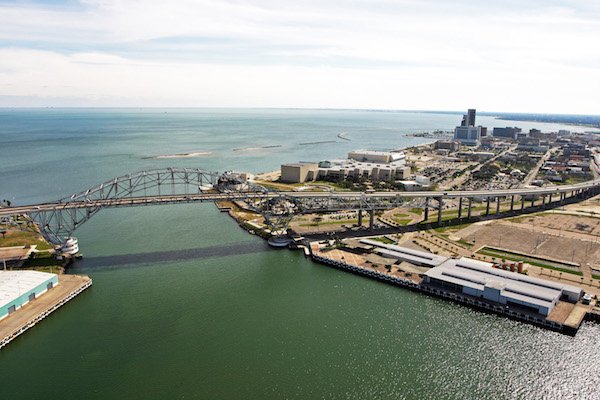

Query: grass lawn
<box><xmin>456</xmin><ymin>239</ymin><xmax>474</xmax><ymax>248</ymax></box>
<box><xmin>299</xmin><ymin>219</ymin><xmax>358</xmax><ymax>227</ymax></box>
<box><xmin>431</xmin><ymin>221</ymin><xmax>474</xmax><ymax>233</ymax></box>
<box><xmin>0</xmin><ymin>230</ymin><xmax>52</xmax><ymax>250</ymax></box>
<box><xmin>371</xmin><ymin>236</ymin><xmax>395</xmax><ymax>244</ymax></box>
<box><xmin>20</xmin><ymin>252</ymin><xmax>62</xmax><ymax>272</ymax></box>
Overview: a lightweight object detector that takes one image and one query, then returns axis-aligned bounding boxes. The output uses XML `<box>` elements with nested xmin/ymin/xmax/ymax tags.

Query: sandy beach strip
<box><xmin>232</xmin><ymin>145</ymin><xmax>282</xmax><ymax>152</ymax></box>
<box><xmin>143</xmin><ymin>151</ymin><xmax>212</xmax><ymax>159</ymax></box>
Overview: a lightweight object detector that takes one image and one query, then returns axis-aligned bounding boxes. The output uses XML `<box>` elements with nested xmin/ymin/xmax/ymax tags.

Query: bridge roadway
<box><xmin>2</xmin><ymin>177</ymin><xmax>599</xmax><ymax>246</ymax></box>
<box><xmin>1</xmin><ymin>179</ymin><xmax>599</xmax><ymax>216</ymax></box>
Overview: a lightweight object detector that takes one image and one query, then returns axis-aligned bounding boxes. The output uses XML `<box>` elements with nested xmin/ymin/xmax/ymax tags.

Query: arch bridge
<box><xmin>1</xmin><ymin>167</ymin><xmax>600</xmax><ymax>247</ymax></box>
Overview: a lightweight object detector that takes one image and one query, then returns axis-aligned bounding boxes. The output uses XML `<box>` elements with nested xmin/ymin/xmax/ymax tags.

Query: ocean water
<box><xmin>1</xmin><ymin>108</ymin><xmax>599</xmax><ymax>399</ymax></box>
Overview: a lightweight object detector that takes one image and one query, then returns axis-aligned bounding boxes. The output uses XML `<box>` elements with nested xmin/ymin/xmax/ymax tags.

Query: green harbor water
<box><xmin>1</xmin><ymin>109</ymin><xmax>599</xmax><ymax>399</ymax></box>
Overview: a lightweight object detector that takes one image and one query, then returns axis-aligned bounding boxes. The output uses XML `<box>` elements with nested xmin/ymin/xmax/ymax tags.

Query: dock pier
<box><xmin>0</xmin><ymin>274</ymin><xmax>92</xmax><ymax>350</ymax></box>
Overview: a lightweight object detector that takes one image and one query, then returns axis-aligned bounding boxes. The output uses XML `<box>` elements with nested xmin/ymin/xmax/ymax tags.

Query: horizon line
<box><xmin>0</xmin><ymin>106</ymin><xmax>599</xmax><ymax>117</ymax></box>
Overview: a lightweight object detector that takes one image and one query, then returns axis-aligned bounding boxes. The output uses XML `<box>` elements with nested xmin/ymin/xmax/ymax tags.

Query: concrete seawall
<box><xmin>310</xmin><ymin>250</ymin><xmax>587</xmax><ymax>334</ymax></box>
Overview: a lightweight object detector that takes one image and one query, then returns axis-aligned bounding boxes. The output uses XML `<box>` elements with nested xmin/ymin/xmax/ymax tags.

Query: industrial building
<box><xmin>0</xmin><ymin>270</ymin><xmax>59</xmax><ymax>320</ymax></box>
<box><xmin>360</xmin><ymin>239</ymin><xmax>448</xmax><ymax>267</ymax></box>
<box><xmin>423</xmin><ymin>257</ymin><xmax>582</xmax><ymax>316</ymax></box>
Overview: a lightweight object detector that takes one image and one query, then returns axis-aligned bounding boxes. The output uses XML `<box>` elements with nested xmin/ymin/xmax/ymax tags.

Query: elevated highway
<box><xmin>1</xmin><ymin>167</ymin><xmax>600</xmax><ymax>246</ymax></box>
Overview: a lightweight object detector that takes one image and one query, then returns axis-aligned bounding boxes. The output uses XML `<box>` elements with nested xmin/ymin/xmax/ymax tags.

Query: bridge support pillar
<box><xmin>510</xmin><ymin>195</ymin><xmax>515</xmax><ymax>212</ymax></box>
<box><xmin>467</xmin><ymin>198</ymin><xmax>472</xmax><ymax>219</ymax></box>
<box><xmin>458</xmin><ymin>197</ymin><xmax>463</xmax><ymax>219</ymax></box>
<box><xmin>358</xmin><ymin>210</ymin><xmax>363</xmax><ymax>227</ymax></box>
<box><xmin>521</xmin><ymin>196</ymin><xmax>525</xmax><ymax>210</ymax></box>
<box><xmin>548</xmin><ymin>193</ymin><xmax>552</xmax><ymax>203</ymax></box>
<box><xmin>495</xmin><ymin>197</ymin><xmax>501</xmax><ymax>214</ymax></box>
<box><xmin>542</xmin><ymin>195</ymin><xmax>546</xmax><ymax>207</ymax></box>
<box><xmin>485</xmin><ymin>197</ymin><xmax>490</xmax><ymax>216</ymax></box>
<box><xmin>424</xmin><ymin>197</ymin><xmax>430</xmax><ymax>221</ymax></box>
<box><xmin>369</xmin><ymin>209</ymin><xmax>374</xmax><ymax>230</ymax></box>
<box><xmin>531</xmin><ymin>197</ymin><xmax>535</xmax><ymax>208</ymax></box>
<box><xmin>437</xmin><ymin>197</ymin><xmax>443</xmax><ymax>225</ymax></box>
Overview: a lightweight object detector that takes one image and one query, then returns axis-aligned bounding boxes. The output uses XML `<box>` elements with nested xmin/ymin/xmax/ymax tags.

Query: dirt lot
<box><xmin>457</xmin><ymin>222</ymin><xmax>600</xmax><ymax>265</ymax></box>
<box><xmin>512</xmin><ymin>212</ymin><xmax>600</xmax><ymax>236</ymax></box>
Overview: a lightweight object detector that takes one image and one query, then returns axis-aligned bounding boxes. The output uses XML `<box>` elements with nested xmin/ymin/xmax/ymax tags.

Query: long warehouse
<box><xmin>423</xmin><ymin>257</ymin><xmax>582</xmax><ymax>316</ymax></box>
<box><xmin>0</xmin><ymin>270</ymin><xmax>59</xmax><ymax>320</ymax></box>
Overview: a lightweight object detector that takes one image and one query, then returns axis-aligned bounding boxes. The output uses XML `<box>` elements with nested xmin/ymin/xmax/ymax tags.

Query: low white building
<box><xmin>348</xmin><ymin>150</ymin><xmax>406</xmax><ymax>164</ymax></box>
<box><xmin>360</xmin><ymin>239</ymin><xmax>448</xmax><ymax>267</ymax></box>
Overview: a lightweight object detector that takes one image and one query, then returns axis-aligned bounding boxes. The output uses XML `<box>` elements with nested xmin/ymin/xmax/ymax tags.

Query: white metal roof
<box><xmin>425</xmin><ymin>257</ymin><xmax>582</xmax><ymax>309</ymax></box>
<box><xmin>0</xmin><ymin>270</ymin><xmax>57</xmax><ymax>308</ymax></box>
<box><xmin>360</xmin><ymin>240</ymin><xmax>449</xmax><ymax>267</ymax></box>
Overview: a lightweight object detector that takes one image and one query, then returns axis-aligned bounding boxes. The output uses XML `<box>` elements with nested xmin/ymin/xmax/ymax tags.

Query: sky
<box><xmin>0</xmin><ymin>0</ymin><xmax>599</xmax><ymax>113</ymax></box>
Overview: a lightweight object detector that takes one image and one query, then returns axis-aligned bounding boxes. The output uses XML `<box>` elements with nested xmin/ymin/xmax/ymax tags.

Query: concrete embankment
<box><xmin>0</xmin><ymin>274</ymin><xmax>92</xmax><ymax>349</ymax></box>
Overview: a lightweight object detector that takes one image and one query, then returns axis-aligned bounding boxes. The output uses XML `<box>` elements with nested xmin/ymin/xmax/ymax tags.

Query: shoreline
<box><xmin>143</xmin><ymin>151</ymin><xmax>212</xmax><ymax>159</ymax></box>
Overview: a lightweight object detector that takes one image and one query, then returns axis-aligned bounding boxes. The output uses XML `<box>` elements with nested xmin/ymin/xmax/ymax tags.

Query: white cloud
<box><xmin>0</xmin><ymin>0</ymin><xmax>599</xmax><ymax>112</ymax></box>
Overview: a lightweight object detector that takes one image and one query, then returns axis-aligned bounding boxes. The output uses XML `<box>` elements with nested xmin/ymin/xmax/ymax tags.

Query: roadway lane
<box><xmin>1</xmin><ymin>179</ymin><xmax>599</xmax><ymax>217</ymax></box>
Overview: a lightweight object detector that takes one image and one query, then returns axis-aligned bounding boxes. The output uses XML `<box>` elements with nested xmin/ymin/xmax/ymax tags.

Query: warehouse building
<box><xmin>359</xmin><ymin>240</ymin><xmax>449</xmax><ymax>267</ymax></box>
<box><xmin>0</xmin><ymin>270</ymin><xmax>59</xmax><ymax>320</ymax></box>
<box><xmin>423</xmin><ymin>257</ymin><xmax>582</xmax><ymax>316</ymax></box>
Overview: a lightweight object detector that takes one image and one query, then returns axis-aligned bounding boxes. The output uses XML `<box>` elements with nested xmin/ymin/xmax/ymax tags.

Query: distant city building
<box><xmin>280</xmin><ymin>150</ymin><xmax>408</xmax><ymax>183</ymax></box>
<box><xmin>529</xmin><ymin>128</ymin><xmax>543</xmax><ymax>139</ymax></box>
<box><xmin>558</xmin><ymin>129</ymin><xmax>571</xmax><ymax>136</ymax></box>
<box><xmin>493</xmin><ymin>127</ymin><xmax>522</xmax><ymax>140</ymax></box>
<box><xmin>434</xmin><ymin>140</ymin><xmax>460</xmax><ymax>152</ymax></box>
<box><xmin>467</xmin><ymin>109</ymin><xmax>476</xmax><ymax>126</ymax></box>
<box><xmin>456</xmin><ymin>151</ymin><xmax>495</xmax><ymax>162</ymax></box>
<box><xmin>517</xmin><ymin>137</ymin><xmax>549</xmax><ymax>152</ymax></box>
<box><xmin>454</xmin><ymin>126</ymin><xmax>482</xmax><ymax>146</ymax></box>
<box><xmin>454</xmin><ymin>108</ymin><xmax>485</xmax><ymax>146</ymax></box>
<box><xmin>516</xmin><ymin>132</ymin><xmax>528</xmax><ymax>140</ymax></box>
<box><xmin>347</xmin><ymin>150</ymin><xmax>405</xmax><ymax>164</ymax></box>
<box><xmin>280</xmin><ymin>162</ymin><xmax>319</xmax><ymax>183</ymax></box>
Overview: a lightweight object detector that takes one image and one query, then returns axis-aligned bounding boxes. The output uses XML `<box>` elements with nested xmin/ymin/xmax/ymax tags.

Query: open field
<box><xmin>510</xmin><ymin>212</ymin><xmax>600</xmax><ymax>236</ymax></box>
<box><xmin>0</xmin><ymin>228</ymin><xmax>52</xmax><ymax>250</ymax></box>
<box><xmin>456</xmin><ymin>222</ymin><xmax>600</xmax><ymax>265</ymax></box>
